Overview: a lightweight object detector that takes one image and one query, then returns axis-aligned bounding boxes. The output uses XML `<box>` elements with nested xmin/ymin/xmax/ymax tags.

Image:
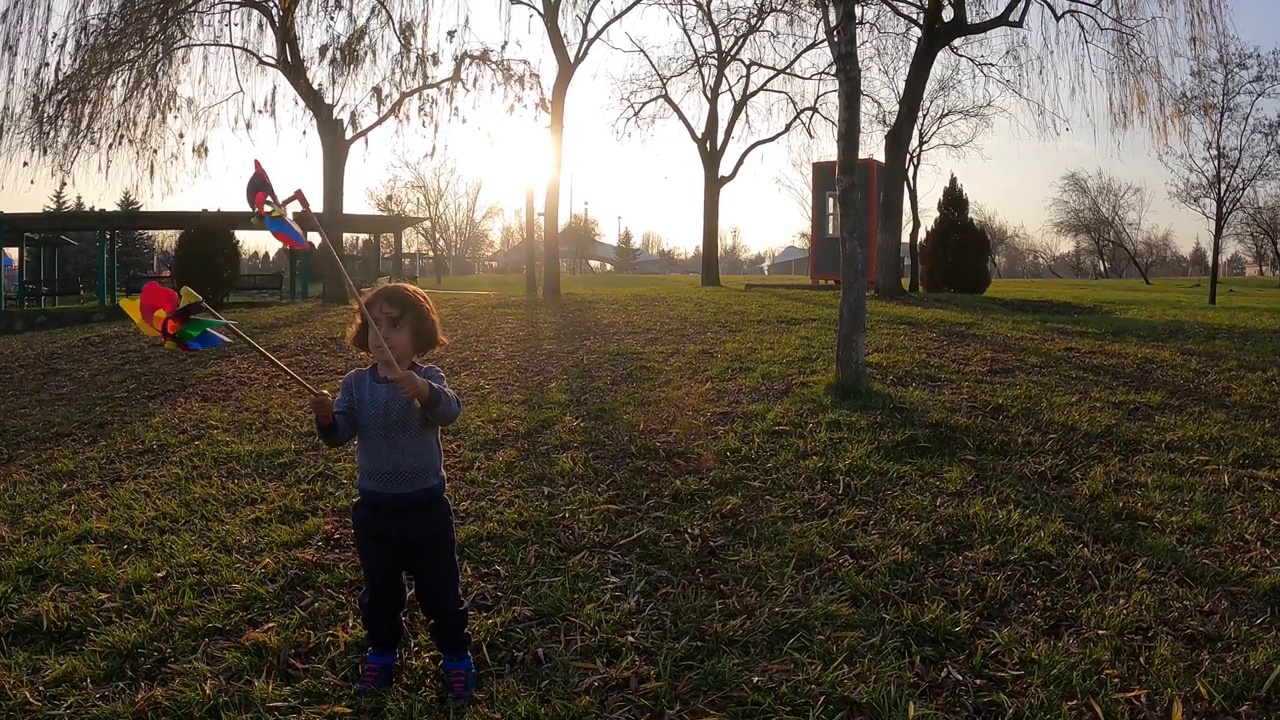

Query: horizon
<box><xmin>1</xmin><ymin>0</ymin><xmax>1277</xmax><ymax>262</ymax></box>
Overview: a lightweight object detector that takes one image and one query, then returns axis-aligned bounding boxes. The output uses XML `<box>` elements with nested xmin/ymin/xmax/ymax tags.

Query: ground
<box><xmin>1</xmin><ymin>275</ymin><xmax>1277</xmax><ymax>719</ymax></box>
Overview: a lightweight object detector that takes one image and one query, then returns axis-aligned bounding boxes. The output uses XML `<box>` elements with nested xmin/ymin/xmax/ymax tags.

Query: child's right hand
<box><xmin>310</xmin><ymin>391</ymin><xmax>334</xmax><ymax>426</ymax></box>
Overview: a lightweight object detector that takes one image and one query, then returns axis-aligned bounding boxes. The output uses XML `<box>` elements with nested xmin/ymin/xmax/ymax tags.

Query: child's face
<box><xmin>370</xmin><ymin>301</ymin><xmax>416</xmax><ymax>368</ymax></box>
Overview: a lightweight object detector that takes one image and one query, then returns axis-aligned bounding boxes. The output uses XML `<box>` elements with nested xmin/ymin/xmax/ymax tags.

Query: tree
<box><xmin>828</xmin><ymin>0</ymin><xmax>867</xmax><ymax>393</ymax></box>
<box><xmin>0</xmin><ymin>0</ymin><xmax>533</xmax><ymax>304</ymax></box>
<box><xmin>1188</xmin><ymin>237</ymin><xmax>1210</xmax><ymax>277</ymax></box>
<box><xmin>371</xmin><ymin>153</ymin><xmax>502</xmax><ymax>284</ymax></box>
<box><xmin>1242</xmin><ymin>192</ymin><xmax>1280</xmax><ymax>280</ymax></box>
<box><xmin>1045</xmin><ymin>169</ymin><xmax>1161</xmax><ymax>284</ymax></box>
<box><xmin>616</xmin><ymin>0</ymin><xmax>831</xmax><ymax>287</ymax></box>
<box><xmin>115</xmin><ymin>190</ymin><xmax>156</xmax><ymax>278</ymax></box>
<box><xmin>1226</xmin><ymin>250</ymin><xmax>1247</xmax><ymax>277</ymax></box>
<box><xmin>972</xmin><ymin>203</ymin><xmax>1027</xmax><ymax>280</ymax></box>
<box><xmin>866</xmin><ymin>42</ymin><xmax>1005</xmax><ymax>292</ymax></box>
<box><xmin>614</xmin><ymin>228</ymin><xmax>640</xmax><ymax>272</ymax></box>
<box><xmin>919</xmin><ymin>174</ymin><xmax>991</xmax><ymax>294</ymax></box>
<box><xmin>862</xmin><ymin>0</ymin><xmax>1227</xmax><ymax>298</ymax></box>
<box><xmin>512</xmin><ymin>0</ymin><xmax>645</xmax><ymax>299</ymax></box>
<box><xmin>1161</xmin><ymin>34</ymin><xmax>1280</xmax><ymax>305</ymax></box>
<box><xmin>640</xmin><ymin>231</ymin><xmax>666</xmax><ymax>257</ymax></box>
<box><xmin>560</xmin><ymin>212</ymin><xmax>602</xmax><ymax>274</ymax></box>
<box><xmin>173</xmin><ymin>226</ymin><xmax>241</xmax><ymax>308</ymax></box>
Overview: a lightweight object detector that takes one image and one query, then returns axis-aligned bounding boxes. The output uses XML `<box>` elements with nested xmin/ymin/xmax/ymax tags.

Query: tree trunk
<box><xmin>318</xmin><ymin>125</ymin><xmax>350</xmax><ymax>304</ymax></box>
<box><xmin>701</xmin><ymin>162</ymin><xmax>722</xmax><ymax>287</ymax></box>
<box><xmin>1209</xmin><ymin>224</ymin><xmax>1224</xmax><ymax>305</ymax></box>
<box><xmin>876</xmin><ymin>40</ymin><xmax>940</xmax><ymax>297</ymax></box>
<box><xmin>543</xmin><ymin>75</ymin><xmax>571</xmax><ymax>300</ymax></box>
<box><xmin>833</xmin><ymin>0</ymin><xmax>866</xmax><ymax>394</ymax></box>
<box><xmin>525</xmin><ymin>186</ymin><xmax>537</xmax><ymax>295</ymax></box>
<box><xmin>906</xmin><ymin>162</ymin><xmax>921</xmax><ymax>293</ymax></box>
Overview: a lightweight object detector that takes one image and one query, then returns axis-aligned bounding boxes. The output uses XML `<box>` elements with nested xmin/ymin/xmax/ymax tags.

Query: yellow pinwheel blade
<box><xmin>118</xmin><ymin>297</ymin><xmax>161</xmax><ymax>337</ymax></box>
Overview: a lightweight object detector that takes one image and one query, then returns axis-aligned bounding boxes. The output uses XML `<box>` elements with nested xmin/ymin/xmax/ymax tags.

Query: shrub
<box><xmin>173</xmin><ymin>225</ymin><xmax>241</xmax><ymax>308</ymax></box>
<box><xmin>919</xmin><ymin>174</ymin><xmax>992</xmax><ymax>294</ymax></box>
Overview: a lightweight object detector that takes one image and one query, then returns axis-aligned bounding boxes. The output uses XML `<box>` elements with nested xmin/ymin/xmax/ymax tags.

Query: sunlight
<box><xmin>506</xmin><ymin>121</ymin><xmax>554</xmax><ymax>195</ymax></box>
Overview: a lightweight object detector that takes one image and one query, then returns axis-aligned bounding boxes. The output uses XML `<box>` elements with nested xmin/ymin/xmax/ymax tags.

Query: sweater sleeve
<box><xmin>418</xmin><ymin>364</ymin><xmax>462</xmax><ymax>427</ymax></box>
<box><xmin>317</xmin><ymin>372</ymin><xmax>359</xmax><ymax>446</ymax></box>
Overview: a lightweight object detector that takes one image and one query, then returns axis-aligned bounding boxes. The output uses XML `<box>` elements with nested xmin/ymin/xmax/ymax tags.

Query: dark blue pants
<box><xmin>351</xmin><ymin>490</ymin><xmax>471</xmax><ymax>656</ymax></box>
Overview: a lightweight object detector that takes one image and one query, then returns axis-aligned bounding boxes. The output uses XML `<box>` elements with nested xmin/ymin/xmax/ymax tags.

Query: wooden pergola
<box><xmin>0</xmin><ymin>209</ymin><xmax>426</xmax><ymax>310</ymax></box>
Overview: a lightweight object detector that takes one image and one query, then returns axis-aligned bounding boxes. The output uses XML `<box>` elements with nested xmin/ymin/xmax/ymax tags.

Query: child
<box><xmin>309</xmin><ymin>283</ymin><xmax>476</xmax><ymax>702</ymax></box>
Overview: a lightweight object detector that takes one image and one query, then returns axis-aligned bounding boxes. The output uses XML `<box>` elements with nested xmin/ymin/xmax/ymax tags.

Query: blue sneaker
<box><xmin>355</xmin><ymin>648</ymin><xmax>396</xmax><ymax>695</ymax></box>
<box><xmin>441</xmin><ymin>651</ymin><xmax>477</xmax><ymax>702</ymax></box>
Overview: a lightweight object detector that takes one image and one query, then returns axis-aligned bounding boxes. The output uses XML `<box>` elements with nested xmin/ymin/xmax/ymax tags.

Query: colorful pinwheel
<box><xmin>247</xmin><ymin>160</ymin><xmax>308</xmax><ymax>249</ymax></box>
<box><xmin>119</xmin><ymin>282</ymin><xmax>233</xmax><ymax>352</ymax></box>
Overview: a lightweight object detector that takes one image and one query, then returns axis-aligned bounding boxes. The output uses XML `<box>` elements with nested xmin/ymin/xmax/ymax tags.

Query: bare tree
<box><xmin>860</xmin><ymin>0</ymin><xmax>1226</xmax><ymax>298</ymax></box>
<box><xmin>1242</xmin><ymin>190</ymin><xmax>1280</xmax><ymax>280</ymax></box>
<box><xmin>615</xmin><ymin>0</ymin><xmax>831</xmax><ymax>287</ymax></box>
<box><xmin>371</xmin><ymin>153</ymin><xmax>501</xmax><ymax>284</ymax></box>
<box><xmin>827</xmin><ymin>0</ymin><xmax>868</xmax><ymax>393</ymax></box>
<box><xmin>0</xmin><ymin>0</ymin><xmax>534</xmax><ymax>303</ymax></box>
<box><xmin>1045</xmin><ymin>168</ymin><xmax>1162</xmax><ymax>284</ymax></box>
<box><xmin>639</xmin><ymin>230</ymin><xmax>666</xmax><ymax>257</ymax></box>
<box><xmin>776</xmin><ymin>126</ymin><xmax>835</xmax><ymax>236</ymax></box>
<box><xmin>511</xmin><ymin>0</ymin><xmax>644</xmax><ymax>299</ymax></box>
<box><xmin>972</xmin><ymin>203</ymin><xmax>1029</xmax><ymax>280</ymax></box>
<box><xmin>1030</xmin><ymin>234</ymin><xmax>1066</xmax><ymax>279</ymax></box>
<box><xmin>1161</xmin><ymin>35</ymin><xmax>1280</xmax><ymax>304</ymax></box>
<box><xmin>866</xmin><ymin>41</ymin><xmax>1006</xmax><ymax>292</ymax></box>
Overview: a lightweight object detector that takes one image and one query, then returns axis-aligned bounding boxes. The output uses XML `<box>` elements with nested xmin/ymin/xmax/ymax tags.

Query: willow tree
<box><xmin>615</xmin><ymin>0</ymin><xmax>832</xmax><ymax>287</ymax></box>
<box><xmin>0</xmin><ymin>0</ymin><xmax>534</xmax><ymax>303</ymax></box>
<box><xmin>864</xmin><ymin>0</ymin><xmax>1227</xmax><ymax>297</ymax></box>
<box><xmin>510</xmin><ymin>0</ymin><xmax>644</xmax><ymax>300</ymax></box>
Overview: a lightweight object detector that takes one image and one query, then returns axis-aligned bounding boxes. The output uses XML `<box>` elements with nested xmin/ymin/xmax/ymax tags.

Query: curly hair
<box><xmin>345</xmin><ymin>283</ymin><xmax>449</xmax><ymax>356</ymax></box>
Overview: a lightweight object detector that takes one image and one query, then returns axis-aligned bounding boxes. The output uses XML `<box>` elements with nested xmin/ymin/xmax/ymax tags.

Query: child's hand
<box><xmin>392</xmin><ymin>370</ymin><xmax>431</xmax><ymax>403</ymax></box>
<box><xmin>310</xmin><ymin>391</ymin><xmax>335</xmax><ymax>425</ymax></box>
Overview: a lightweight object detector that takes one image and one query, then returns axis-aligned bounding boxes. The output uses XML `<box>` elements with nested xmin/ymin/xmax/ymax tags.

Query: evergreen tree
<box><xmin>613</xmin><ymin>228</ymin><xmax>639</xmax><ymax>273</ymax></box>
<box><xmin>1188</xmin><ymin>237</ymin><xmax>1209</xmax><ymax>276</ymax></box>
<box><xmin>919</xmin><ymin>174</ymin><xmax>993</xmax><ymax>294</ymax></box>
<box><xmin>44</xmin><ymin>180</ymin><xmax>71</xmax><ymax>212</ymax></box>
<box><xmin>174</xmin><ymin>226</ymin><xmax>241</xmax><ymax>308</ymax></box>
<box><xmin>115</xmin><ymin>190</ymin><xmax>155</xmax><ymax>278</ymax></box>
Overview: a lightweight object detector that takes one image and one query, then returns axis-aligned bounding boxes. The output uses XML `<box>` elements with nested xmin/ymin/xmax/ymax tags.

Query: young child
<box><xmin>309</xmin><ymin>283</ymin><xmax>476</xmax><ymax>702</ymax></box>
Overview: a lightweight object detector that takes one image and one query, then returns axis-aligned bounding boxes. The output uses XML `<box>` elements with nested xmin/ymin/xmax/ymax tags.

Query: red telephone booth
<box><xmin>809</xmin><ymin>158</ymin><xmax>884</xmax><ymax>284</ymax></box>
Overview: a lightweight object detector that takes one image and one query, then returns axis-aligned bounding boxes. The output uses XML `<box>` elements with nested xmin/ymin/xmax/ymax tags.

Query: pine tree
<box><xmin>115</xmin><ymin>190</ymin><xmax>155</xmax><ymax>278</ymax></box>
<box><xmin>613</xmin><ymin>228</ymin><xmax>640</xmax><ymax>273</ymax></box>
<box><xmin>174</xmin><ymin>226</ymin><xmax>241</xmax><ymax>307</ymax></box>
<box><xmin>44</xmin><ymin>180</ymin><xmax>71</xmax><ymax>212</ymax></box>
<box><xmin>919</xmin><ymin>174</ymin><xmax>993</xmax><ymax>294</ymax></box>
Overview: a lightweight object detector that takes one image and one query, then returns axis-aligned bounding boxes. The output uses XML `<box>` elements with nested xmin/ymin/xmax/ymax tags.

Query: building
<box><xmin>764</xmin><ymin>245</ymin><xmax>809</xmax><ymax>275</ymax></box>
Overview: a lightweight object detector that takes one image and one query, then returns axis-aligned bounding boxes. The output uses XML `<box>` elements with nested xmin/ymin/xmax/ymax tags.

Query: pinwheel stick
<box><xmin>281</xmin><ymin>190</ymin><xmax>399</xmax><ymax>380</ymax></box>
<box><xmin>202</xmin><ymin>306</ymin><xmax>319</xmax><ymax>396</ymax></box>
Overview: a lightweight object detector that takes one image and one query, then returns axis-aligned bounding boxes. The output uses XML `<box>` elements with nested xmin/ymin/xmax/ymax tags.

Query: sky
<box><xmin>1</xmin><ymin>0</ymin><xmax>1277</xmax><ymax>260</ymax></box>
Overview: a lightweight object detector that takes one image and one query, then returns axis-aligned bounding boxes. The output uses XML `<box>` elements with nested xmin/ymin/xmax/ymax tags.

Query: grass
<box><xmin>1</xmin><ymin>274</ymin><xmax>1277</xmax><ymax>719</ymax></box>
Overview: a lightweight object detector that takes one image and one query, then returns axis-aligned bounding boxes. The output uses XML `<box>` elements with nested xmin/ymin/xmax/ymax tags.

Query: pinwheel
<box><xmin>119</xmin><ymin>281</ymin><xmax>318</xmax><ymax>395</ymax></box>
<box><xmin>246</xmin><ymin>160</ymin><xmax>401</xmax><ymax>382</ymax></box>
<box><xmin>120</xmin><ymin>281</ymin><xmax>233</xmax><ymax>351</ymax></box>
<box><xmin>247</xmin><ymin>160</ymin><xmax>308</xmax><ymax>249</ymax></box>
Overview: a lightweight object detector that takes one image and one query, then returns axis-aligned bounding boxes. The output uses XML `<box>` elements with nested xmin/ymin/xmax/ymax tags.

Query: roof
<box><xmin>768</xmin><ymin>245</ymin><xmax>809</xmax><ymax>265</ymax></box>
<box><xmin>0</xmin><ymin>210</ymin><xmax>427</xmax><ymax>235</ymax></box>
<box><xmin>1</xmin><ymin>232</ymin><xmax>78</xmax><ymax>248</ymax></box>
<box><xmin>488</xmin><ymin>238</ymin><xmax>659</xmax><ymax>266</ymax></box>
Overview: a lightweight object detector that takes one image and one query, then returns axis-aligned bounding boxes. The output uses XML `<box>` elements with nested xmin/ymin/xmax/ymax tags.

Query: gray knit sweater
<box><xmin>316</xmin><ymin>363</ymin><xmax>462</xmax><ymax>498</ymax></box>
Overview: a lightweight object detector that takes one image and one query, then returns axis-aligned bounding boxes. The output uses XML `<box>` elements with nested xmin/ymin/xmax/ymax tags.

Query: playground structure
<box><xmin>0</xmin><ymin>210</ymin><xmax>426</xmax><ymax>310</ymax></box>
<box><xmin>809</xmin><ymin>159</ymin><xmax>885</xmax><ymax>284</ymax></box>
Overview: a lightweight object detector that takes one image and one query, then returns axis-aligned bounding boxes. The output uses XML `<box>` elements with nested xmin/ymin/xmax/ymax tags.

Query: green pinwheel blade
<box><xmin>175</xmin><ymin>317</ymin><xmax>234</xmax><ymax>340</ymax></box>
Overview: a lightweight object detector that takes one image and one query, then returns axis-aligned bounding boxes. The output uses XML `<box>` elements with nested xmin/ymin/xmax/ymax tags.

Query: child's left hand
<box><xmin>392</xmin><ymin>369</ymin><xmax>430</xmax><ymax>403</ymax></box>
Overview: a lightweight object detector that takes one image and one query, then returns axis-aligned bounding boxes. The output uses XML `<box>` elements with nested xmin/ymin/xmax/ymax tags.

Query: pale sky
<box><xmin>1</xmin><ymin>0</ymin><xmax>1277</xmax><ymax>259</ymax></box>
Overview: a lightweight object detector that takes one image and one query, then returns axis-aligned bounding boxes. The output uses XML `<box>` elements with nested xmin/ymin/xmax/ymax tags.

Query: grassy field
<box><xmin>1</xmin><ymin>275</ymin><xmax>1277</xmax><ymax>719</ymax></box>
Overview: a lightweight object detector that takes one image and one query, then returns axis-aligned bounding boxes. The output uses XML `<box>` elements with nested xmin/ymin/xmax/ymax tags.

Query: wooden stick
<box><xmin>203</xmin><ymin>306</ymin><xmax>320</xmax><ymax>396</ymax></box>
<box><xmin>285</xmin><ymin>190</ymin><xmax>402</xmax><ymax>381</ymax></box>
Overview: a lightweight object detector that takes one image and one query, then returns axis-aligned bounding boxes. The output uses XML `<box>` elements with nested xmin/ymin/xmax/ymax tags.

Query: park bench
<box><xmin>237</xmin><ymin>271</ymin><xmax>285</xmax><ymax>300</ymax></box>
<box><xmin>123</xmin><ymin>274</ymin><xmax>177</xmax><ymax>295</ymax></box>
<box><xmin>123</xmin><ymin>273</ymin><xmax>284</xmax><ymax>300</ymax></box>
<box><xmin>8</xmin><ymin>278</ymin><xmax>86</xmax><ymax>307</ymax></box>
